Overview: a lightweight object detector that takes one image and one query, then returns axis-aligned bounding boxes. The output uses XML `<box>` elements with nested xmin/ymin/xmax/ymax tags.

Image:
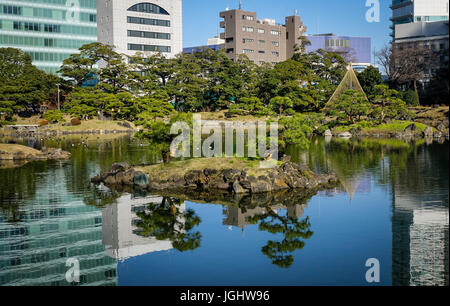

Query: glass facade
<box><xmin>0</xmin><ymin>173</ymin><xmax>117</xmax><ymax>286</ymax></box>
<box><xmin>0</xmin><ymin>0</ymin><xmax>98</xmax><ymax>74</ymax></box>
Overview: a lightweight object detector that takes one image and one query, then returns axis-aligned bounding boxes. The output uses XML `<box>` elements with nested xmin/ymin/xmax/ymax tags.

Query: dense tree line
<box><xmin>0</xmin><ymin>48</ymin><xmax>63</xmax><ymax>126</ymax></box>
<box><xmin>55</xmin><ymin>42</ymin><xmax>350</xmax><ymax>119</ymax></box>
<box><xmin>1</xmin><ymin>43</ymin><xmax>414</xmax><ymax>151</ymax></box>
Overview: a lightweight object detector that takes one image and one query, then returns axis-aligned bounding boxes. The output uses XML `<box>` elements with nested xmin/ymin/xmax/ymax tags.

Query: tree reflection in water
<box><xmin>248</xmin><ymin>206</ymin><xmax>313</xmax><ymax>268</ymax></box>
<box><xmin>134</xmin><ymin>197</ymin><xmax>202</xmax><ymax>252</ymax></box>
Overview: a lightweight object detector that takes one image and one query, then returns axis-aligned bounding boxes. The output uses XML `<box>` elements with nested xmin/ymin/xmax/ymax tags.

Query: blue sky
<box><xmin>183</xmin><ymin>0</ymin><xmax>392</xmax><ymax>64</ymax></box>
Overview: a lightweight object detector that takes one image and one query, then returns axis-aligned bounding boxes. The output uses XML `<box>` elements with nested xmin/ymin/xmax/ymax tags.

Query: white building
<box><xmin>391</xmin><ymin>0</ymin><xmax>449</xmax><ymax>39</ymax></box>
<box><xmin>97</xmin><ymin>0</ymin><xmax>182</xmax><ymax>58</ymax></box>
<box><xmin>101</xmin><ymin>194</ymin><xmax>186</xmax><ymax>261</ymax></box>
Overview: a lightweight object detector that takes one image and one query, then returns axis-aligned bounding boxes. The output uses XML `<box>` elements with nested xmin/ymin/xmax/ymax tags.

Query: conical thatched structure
<box><xmin>327</xmin><ymin>64</ymin><xmax>368</xmax><ymax>104</ymax></box>
<box><xmin>339</xmin><ymin>175</ymin><xmax>361</xmax><ymax>203</ymax></box>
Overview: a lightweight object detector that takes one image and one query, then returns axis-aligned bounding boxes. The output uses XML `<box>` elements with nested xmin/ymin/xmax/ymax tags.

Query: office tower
<box><xmin>97</xmin><ymin>0</ymin><xmax>182</xmax><ymax>58</ymax></box>
<box><xmin>391</xmin><ymin>0</ymin><xmax>449</xmax><ymax>39</ymax></box>
<box><xmin>0</xmin><ymin>0</ymin><xmax>98</xmax><ymax>74</ymax></box>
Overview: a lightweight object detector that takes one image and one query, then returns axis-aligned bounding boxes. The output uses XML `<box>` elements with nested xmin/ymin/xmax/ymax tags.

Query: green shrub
<box><xmin>43</xmin><ymin>110</ymin><xmax>65</xmax><ymax>123</ymax></box>
<box><xmin>402</xmin><ymin>90</ymin><xmax>420</xmax><ymax>106</ymax></box>
<box><xmin>357</xmin><ymin>120</ymin><xmax>374</xmax><ymax>129</ymax></box>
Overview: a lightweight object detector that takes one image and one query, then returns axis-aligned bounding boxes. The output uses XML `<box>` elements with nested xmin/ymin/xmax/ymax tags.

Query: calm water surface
<box><xmin>0</xmin><ymin>135</ymin><xmax>448</xmax><ymax>286</ymax></box>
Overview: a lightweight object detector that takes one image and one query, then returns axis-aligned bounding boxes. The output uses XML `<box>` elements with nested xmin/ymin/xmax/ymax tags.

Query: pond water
<box><xmin>0</xmin><ymin>135</ymin><xmax>448</xmax><ymax>286</ymax></box>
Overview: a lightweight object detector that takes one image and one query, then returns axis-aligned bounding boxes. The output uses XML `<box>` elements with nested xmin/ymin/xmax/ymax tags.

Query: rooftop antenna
<box><xmin>238</xmin><ymin>0</ymin><xmax>242</xmax><ymax>10</ymax></box>
<box><xmin>295</xmin><ymin>9</ymin><xmax>298</xmax><ymax>16</ymax></box>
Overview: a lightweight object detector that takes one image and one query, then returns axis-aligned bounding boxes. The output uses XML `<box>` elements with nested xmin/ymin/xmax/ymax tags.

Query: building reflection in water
<box><xmin>390</xmin><ymin>143</ymin><xmax>449</xmax><ymax>286</ymax></box>
<box><xmin>393</xmin><ymin>195</ymin><xmax>449</xmax><ymax>286</ymax></box>
<box><xmin>0</xmin><ymin>173</ymin><xmax>117</xmax><ymax>286</ymax></box>
<box><xmin>101</xmin><ymin>194</ymin><xmax>182</xmax><ymax>261</ymax></box>
<box><xmin>223</xmin><ymin>204</ymin><xmax>307</xmax><ymax>230</ymax></box>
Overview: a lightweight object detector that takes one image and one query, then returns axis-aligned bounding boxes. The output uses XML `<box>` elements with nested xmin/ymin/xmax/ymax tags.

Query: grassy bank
<box><xmin>2</xmin><ymin>117</ymin><xmax>136</xmax><ymax>134</ymax></box>
<box><xmin>198</xmin><ymin>111</ymin><xmax>271</xmax><ymax>122</ymax></box>
<box><xmin>135</xmin><ymin>157</ymin><xmax>274</xmax><ymax>181</ymax></box>
<box><xmin>40</xmin><ymin>120</ymin><xmax>135</xmax><ymax>132</ymax></box>
<box><xmin>333</xmin><ymin>120</ymin><xmax>431</xmax><ymax>134</ymax></box>
<box><xmin>0</xmin><ymin>144</ymin><xmax>41</xmax><ymax>156</ymax></box>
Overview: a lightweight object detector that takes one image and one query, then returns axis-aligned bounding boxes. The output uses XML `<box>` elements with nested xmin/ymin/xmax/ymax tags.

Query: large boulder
<box><xmin>404</xmin><ymin>123</ymin><xmax>417</xmax><ymax>132</ymax></box>
<box><xmin>232</xmin><ymin>181</ymin><xmax>248</xmax><ymax>194</ymax></box>
<box><xmin>133</xmin><ymin>172</ymin><xmax>149</xmax><ymax>187</ymax></box>
<box><xmin>349</xmin><ymin>126</ymin><xmax>363</xmax><ymax>136</ymax></box>
<box><xmin>250</xmin><ymin>176</ymin><xmax>272</xmax><ymax>194</ymax></box>
<box><xmin>118</xmin><ymin>121</ymin><xmax>132</xmax><ymax>129</ymax></box>
<box><xmin>423</xmin><ymin>127</ymin><xmax>434</xmax><ymax>137</ymax></box>
<box><xmin>40</xmin><ymin>147</ymin><xmax>72</xmax><ymax>160</ymax></box>
<box><xmin>111</xmin><ymin>162</ymin><xmax>130</xmax><ymax>172</ymax></box>
<box><xmin>338</xmin><ymin>132</ymin><xmax>352</xmax><ymax>138</ymax></box>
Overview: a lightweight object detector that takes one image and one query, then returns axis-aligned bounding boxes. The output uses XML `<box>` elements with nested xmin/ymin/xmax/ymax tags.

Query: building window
<box><xmin>258</xmin><ymin>40</ymin><xmax>265</xmax><ymax>43</ymax></box>
<box><xmin>272</xmin><ymin>51</ymin><xmax>279</xmax><ymax>56</ymax></box>
<box><xmin>270</xmin><ymin>30</ymin><xmax>280</xmax><ymax>36</ymax></box>
<box><xmin>127</xmin><ymin>16</ymin><xmax>170</xmax><ymax>27</ymax></box>
<box><xmin>258</xmin><ymin>50</ymin><xmax>265</xmax><ymax>54</ymax></box>
<box><xmin>242</xmin><ymin>26</ymin><xmax>254</xmax><ymax>32</ymax></box>
<box><xmin>243</xmin><ymin>49</ymin><xmax>254</xmax><ymax>54</ymax></box>
<box><xmin>243</xmin><ymin>38</ymin><xmax>254</xmax><ymax>43</ymax></box>
<box><xmin>258</xmin><ymin>29</ymin><xmax>265</xmax><ymax>34</ymax></box>
<box><xmin>128</xmin><ymin>43</ymin><xmax>171</xmax><ymax>53</ymax></box>
<box><xmin>3</xmin><ymin>5</ymin><xmax>22</xmax><ymax>15</ymax></box>
<box><xmin>13</xmin><ymin>21</ymin><xmax>22</xmax><ymax>30</ymax></box>
<box><xmin>24</xmin><ymin>22</ymin><xmax>41</xmax><ymax>32</ymax></box>
<box><xmin>325</xmin><ymin>39</ymin><xmax>350</xmax><ymax>48</ymax></box>
<box><xmin>242</xmin><ymin>15</ymin><xmax>254</xmax><ymax>21</ymax></box>
<box><xmin>128</xmin><ymin>30</ymin><xmax>171</xmax><ymax>40</ymax></box>
<box><xmin>127</xmin><ymin>3</ymin><xmax>170</xmax><ymax>15</ymax></box>
<box><xmin>272</xmin><ymin>41</ymin><xmax>279</xmax><ymax>47</ymax></box>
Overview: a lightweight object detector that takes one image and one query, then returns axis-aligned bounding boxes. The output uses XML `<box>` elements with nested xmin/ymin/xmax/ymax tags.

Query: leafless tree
<box><xmin>376</xmin><ymin>43</ymin><xmax>439</xmax><ymax>95</ymax></box>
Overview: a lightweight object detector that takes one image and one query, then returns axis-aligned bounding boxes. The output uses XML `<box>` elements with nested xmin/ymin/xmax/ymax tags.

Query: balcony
<box><xmin>390</xmin><ymin>13</ymin><xmax>413</xmax><ymax>22</ymax></box>
<box><xmin>220</xmin><ymin>21</ymin><xmax>226</xmax><ymax>29</ymax></box>
<box><xmin>390</xmin><ymin>0</ymin><xmax>413</xmax><ymax>10</ymax></box>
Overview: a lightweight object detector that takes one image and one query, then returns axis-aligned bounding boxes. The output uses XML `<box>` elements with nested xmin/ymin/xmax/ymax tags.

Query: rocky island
<box><xmin>91</xmin><ymin>158</ymin><xmax>338</xmax><ymax>194</ymax></box>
